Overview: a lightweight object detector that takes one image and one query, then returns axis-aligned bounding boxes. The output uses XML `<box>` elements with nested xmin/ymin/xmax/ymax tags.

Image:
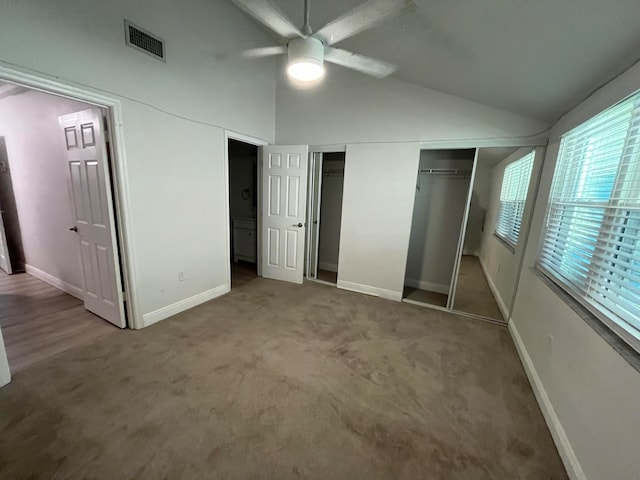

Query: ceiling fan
<box><xmin>231</xmin><ymin>0</ymin><xmax>408</xmax><ymax>82</ymax></box>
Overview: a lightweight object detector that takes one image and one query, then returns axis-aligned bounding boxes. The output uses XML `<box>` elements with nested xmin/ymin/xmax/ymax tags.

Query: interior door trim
<box><xmin>0</xmin><ymin>63</ymin><xmax>138</xmax><ymax>328</ymax></box>
<box><xmin>223</xmin><ymin>130</ymin><xmax>268</xmax><ymax>290</ymax></box>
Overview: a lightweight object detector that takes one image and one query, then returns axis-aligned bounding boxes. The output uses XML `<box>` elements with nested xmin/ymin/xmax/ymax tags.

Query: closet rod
<box><xmin>419</xmin><ymin>168</ymin><xmax>472</xmax><ymax>176</ymax></box>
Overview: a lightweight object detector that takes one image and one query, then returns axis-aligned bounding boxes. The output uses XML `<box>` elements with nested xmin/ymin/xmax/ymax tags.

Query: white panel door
<box><xmin>60</xmin><ymin>109</ymin><xmax>126</xmax><ymax>328</ymax></box>
<box><xmin>262</xmin><ymin>145</ymin><xmax>309</xmax><ymax>283</ymax></box>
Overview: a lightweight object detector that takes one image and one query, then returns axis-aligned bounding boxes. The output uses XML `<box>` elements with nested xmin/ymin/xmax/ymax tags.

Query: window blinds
<box><xmin>538</xmin><ymin>91</ymin><xmax>640</xmax><ymax>351</ymax></box>
<box><xmin>495</xmin><ymin>151</ymin><xmax>535</xmax><ymax>246</ymax></box>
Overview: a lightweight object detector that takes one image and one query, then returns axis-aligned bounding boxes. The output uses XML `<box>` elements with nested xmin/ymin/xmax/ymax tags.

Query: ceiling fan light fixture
<box><xmin>287</xmin><ymin>37</ymin><xmax>325</xmax><ymax>82</ymax></box>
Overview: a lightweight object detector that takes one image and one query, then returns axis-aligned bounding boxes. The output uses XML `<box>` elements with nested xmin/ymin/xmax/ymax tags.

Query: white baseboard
<box><xmin>337</xmin><ymin>280</ymin><xmax>402</xmax><ymax>302</ymax></box>
<box><xmin>142</xmin><ymin>284</ymin><xmax>229</xmax><ymax>328</ymax></box>
<box><xmin>508</xmin><ymin>321</ymin><xmax>585</xmax><ymax>480</ymax></box>
<box><xmin>404</xmin><ymin>278</ymin><xmax>449</xmax><ymax>295</ymax></box>
<box><xmin>318</xmin><ymin>261</ymin><xmax>338</xmax><ymax>273</ymax></box>
<box><xmin>477</xmin><ymin>259</ymin><xmax>509</xmax><ymax>321</ymax></box>
<box><xmin>25</xmin><ymin>264</ymin><xmax>83</xmax><ymax>300</ymax></box>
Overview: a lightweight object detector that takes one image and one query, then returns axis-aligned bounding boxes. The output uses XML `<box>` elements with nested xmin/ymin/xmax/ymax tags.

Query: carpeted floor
<box><xmin>0</xmin><ymin>278</ymin><xmax>567</xmax><ymax>479</ymax></box>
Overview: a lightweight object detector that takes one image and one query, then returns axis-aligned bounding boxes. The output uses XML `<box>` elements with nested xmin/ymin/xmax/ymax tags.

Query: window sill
<box><xmin>530</xmin><ymin>266</ymin><xmax>640</xmax><ymax>374</ymax></box>
<box><xmin>493</xmin><ymin>233</ymin><xmax>516</xmax><ymax>253</ymax></box>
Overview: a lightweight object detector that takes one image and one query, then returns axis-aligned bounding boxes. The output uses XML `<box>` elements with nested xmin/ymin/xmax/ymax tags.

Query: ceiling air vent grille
<box><xmin>124</xmin><ymin>20</ymin><xmax>166</xmax><ymax>62</ymax></box>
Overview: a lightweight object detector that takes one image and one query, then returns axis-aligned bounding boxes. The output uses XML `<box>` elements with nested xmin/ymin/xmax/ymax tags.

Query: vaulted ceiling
<box><xmin>258</xmin><ymin>0</ymin><xmax>640</xmax><ymax>123</ymax></box>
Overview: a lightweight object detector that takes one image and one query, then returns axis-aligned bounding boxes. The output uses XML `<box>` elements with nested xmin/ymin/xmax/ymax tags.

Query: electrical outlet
<box><xmin>178</xmin><ymin>271</ymin><xmax>185</xmax><ymax>282</ymax></box>
<box><xmin>547</xmin><ymin>334</ymin><xmax>554</xmax><ymax>351</ymax></box>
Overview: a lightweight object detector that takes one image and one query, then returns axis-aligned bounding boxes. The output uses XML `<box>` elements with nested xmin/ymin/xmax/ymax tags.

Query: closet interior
<box><xmin>403</xmin><ymin>145</ymin><xmax>540</xmax><ymax>323</ymax></box>
<box><xmin>306</xmin><ymin>152</ymin><xmax>345</xmax><ymax>285</ymax></box>
<box><xmin>404</xmin><ymin>149</ymin><xmax>476</xmax><ymax>306</ymax></box>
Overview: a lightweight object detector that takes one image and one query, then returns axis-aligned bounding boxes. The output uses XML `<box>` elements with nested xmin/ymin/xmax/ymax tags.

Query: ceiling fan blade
<box><xmin>231</xmin><ymin>0</ymin><xmax>302</xmax><ymax>39</ymax></box>
<box><xmin>240</xmin><ymin>46</ymin><xmax>287</xmax><ymax>59</ymax></box>
<box><xmin>325</xmin><ymin>47</ymin><xmax>396</xmax><ymax>78</ymax></box>
<box><xmin>314</xmin><ymin>0</ymin><xmax>408</xmax><ymax>45</ymax></box>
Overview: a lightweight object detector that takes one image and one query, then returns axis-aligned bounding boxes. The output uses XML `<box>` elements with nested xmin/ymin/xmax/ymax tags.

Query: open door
<box><xmin>59</xmin><ymin>109</ymin><xmax>126</xmax><ymax>328</ymax></box>
<box><xmin>261</xmin><ymin>145</ymin><xmax>309</xmax><ymax>284</ymax></box>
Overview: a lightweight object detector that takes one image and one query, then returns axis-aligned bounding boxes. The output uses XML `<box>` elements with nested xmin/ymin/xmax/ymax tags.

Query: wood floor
<box><xmin>0</xmin><ymin>272</ymin><xmax>118</xmax><ymax>374</ymax></box>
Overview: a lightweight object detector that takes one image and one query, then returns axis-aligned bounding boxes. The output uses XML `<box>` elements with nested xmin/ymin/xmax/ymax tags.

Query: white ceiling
<box><xmin>262</xmin><ymin>0</ymin><xmax>640</xmax><ymax>123</ymax></box>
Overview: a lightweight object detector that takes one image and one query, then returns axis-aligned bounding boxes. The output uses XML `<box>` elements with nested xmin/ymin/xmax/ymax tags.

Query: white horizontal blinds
<box><xmin>495</xmin><ymin>151</ymin><xmax>535</xmax><ymax>246</ymax></box>
<box><xmin>539</xmin><ymin>91</ymin><xmax>640</xmax><ymax>347</ymax></box>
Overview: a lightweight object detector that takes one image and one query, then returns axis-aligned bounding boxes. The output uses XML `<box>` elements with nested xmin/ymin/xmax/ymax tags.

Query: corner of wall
<box><xmin>508</xmin><ymin>320</ymin><xmax>586</xmax><ymax>480</ymax></box>
<box><xmin>140</xmin><ymin>283</ymin><xmax>230</xmax><ymax>328</ymax></box>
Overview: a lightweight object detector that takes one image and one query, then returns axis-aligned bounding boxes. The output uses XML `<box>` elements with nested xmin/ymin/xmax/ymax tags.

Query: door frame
<box><xmin>305</xmin><ymin>152</ymin><xmax>323</xmax><ymax>281</ymax></box>
<box><xmin>223</xmin><ymin>130</ymin><xmax>268</xmax><ymax>289</ymax></box>
<box><xmin>0</xmin><ymin>63</ymin><xmax>139</xmax><ymax>328</ymax></box>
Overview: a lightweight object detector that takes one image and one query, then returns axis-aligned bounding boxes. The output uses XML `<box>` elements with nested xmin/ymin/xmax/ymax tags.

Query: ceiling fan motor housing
<box><xmin>288</xmin><ymin>37</ymin><xmax>325</xmax><ymax>68</ymax></box>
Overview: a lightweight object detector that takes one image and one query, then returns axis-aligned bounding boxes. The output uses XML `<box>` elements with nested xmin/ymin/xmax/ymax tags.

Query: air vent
<box><xmin>124</xmin><ymin>20</ymin><xmax>166</xmax><ymax>62</ymax></box>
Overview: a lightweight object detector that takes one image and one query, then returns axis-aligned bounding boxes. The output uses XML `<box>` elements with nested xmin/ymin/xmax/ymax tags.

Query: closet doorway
<box><xmin>306</xmin><ymin>152</ymin><xmax>345</xmax><ymax>285</ymax></box>
<box><xmin>403</xmin><ymin>149</ymin><xmax>476</xmax><ymax>307</ymax></box>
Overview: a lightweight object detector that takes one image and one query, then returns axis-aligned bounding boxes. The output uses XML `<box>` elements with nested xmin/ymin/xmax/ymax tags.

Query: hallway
<box><xmin>0</xmin><ymin>272</ymin><xmax>118</xmax><ymax>374</ymax></box>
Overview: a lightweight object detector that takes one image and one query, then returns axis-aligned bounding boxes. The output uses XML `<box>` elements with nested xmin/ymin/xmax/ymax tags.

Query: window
<box><xmin>538</xmin><ymin>91</ymin><xmax>640</xmax><ymax>352</ymax></box>
<box><xmin>495</xmin><ymin>151</ymin><xmax>535</xmax><ymax>247</ymax></box>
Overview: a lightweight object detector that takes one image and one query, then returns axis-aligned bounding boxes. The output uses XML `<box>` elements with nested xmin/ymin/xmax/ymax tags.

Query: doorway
<box><xmin>0</xmin><ymin>81</ymin><xmax>126</xmax><ymax>373</ymax></box>
<box><xmin>306</xmin><ymin>152</ymin><xmax>345</xmax><ymax>285</ymax></box>
<box><xmin>227</xmin><ymin>138</ymin><xmax>259</xmax><ymax>289</ymax></box>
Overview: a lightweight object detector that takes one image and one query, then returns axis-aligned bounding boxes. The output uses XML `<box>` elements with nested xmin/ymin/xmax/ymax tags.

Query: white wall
<box><xmin>337</xmin><ymin>143</ymin><xmax>419</xmax><ymax>300</ymax></box>
<box><xmin>510</xmin><ymin>61</ymin><xmax>640</xmax><ymax>479</ymax></box>
<box><xmin>275</xmin><ymin>66</ymin><xmax>547</xmax><ymax>145</ymax></box>
<box><xmin>0</xmin><ymin>90</ymin><xmax>89</xmax><ymax>293</ymax></box>
<box><xmin>0</xmin><ymin>0</ymin><xmax>277</xmax><ymax>327</ymax></box>
<box><xmin>479</xmin><ymin>147</ymin><xmax>541</xmax><ymax>312</ymax></box>
<box><xmin>318</xmin><ymin>156</ymin><xmax>344</xmax><ymax>272</ymax></box>
<box><xmin>405</xmin><ymin>151</ymin><xmax>474</xmax><ymax>293</ymax></box>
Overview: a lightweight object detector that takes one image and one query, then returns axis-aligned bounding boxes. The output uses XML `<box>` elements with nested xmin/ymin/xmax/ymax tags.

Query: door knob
<box><xmin>292</xmin><ymin>222</ymin><xmax>303</xmax><ymax>228</ymax></box>
<box><xmin>69</xmin><ymin>226</ymin><xmax>78</xmax><ymax>232</ymax></box>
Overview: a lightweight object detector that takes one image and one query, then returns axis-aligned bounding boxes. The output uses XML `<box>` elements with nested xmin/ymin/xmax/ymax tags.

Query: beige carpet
<box><xmin>0</xmin><ymin>278</ymin><xmax>567</xmax><ymax>479</ymax></box>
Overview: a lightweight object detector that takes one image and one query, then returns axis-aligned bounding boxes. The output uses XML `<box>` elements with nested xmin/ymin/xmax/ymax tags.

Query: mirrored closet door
<box><xmin>450</xmin><ymin>147</ymin><xmax>541</xmax><ymax>322</ymax></box>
